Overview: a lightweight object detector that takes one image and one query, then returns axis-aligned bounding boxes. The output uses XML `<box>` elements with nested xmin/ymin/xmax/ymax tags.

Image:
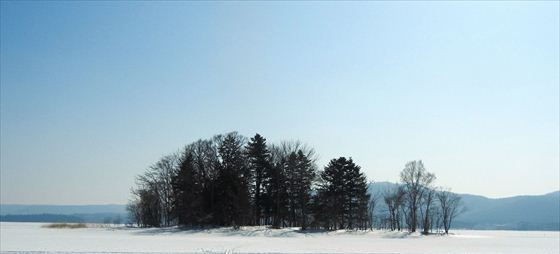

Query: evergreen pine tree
<box><xmin>245</xmin><ymin>133</ymin><xmax>272</xmax><ymax>226</ymax></box>
<box><xmin>294</xmin><ymin>150</ymin><xmax>315</xmax><ymax>229</ymax></box>
<box><xmin>172</xmin><ymin>151</ymin><xmax>204</xmax><ymax>226</ymax></box>
<box><xmin>314</xmin><ymin>157</ymin><xmax>369</xmax><ymax>230</ymax></box>
<box><xmin>269</xmin><ymin>158</ymin><xmax>288</xmax><ymax>228</ymax></box>
<box><xmin>214</xmin><ymin>132</ymin><xmax>250</xmax><ymax>228</ymax></box>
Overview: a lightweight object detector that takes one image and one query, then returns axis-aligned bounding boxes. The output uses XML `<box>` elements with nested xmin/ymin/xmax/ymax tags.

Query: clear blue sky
<box><xmin>1</xmin><ymin>1</ymin><xmax>558</xmax><ymax>205</ymax></box>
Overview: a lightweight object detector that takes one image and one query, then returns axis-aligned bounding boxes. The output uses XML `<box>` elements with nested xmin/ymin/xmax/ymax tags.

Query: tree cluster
<box><xmin>127</xmin><ymin>133</ymin><xmax>461</xmax><ymax>233</ymax></box>
<box><xmin>378</xmin><ymin>160</ymin><xmax>463</xmax><ymax>234</ymax></box>
<box><xmin>128</xmin><ymin>132</ymin><xmax>371</xmax><ymax>230</ymax></box>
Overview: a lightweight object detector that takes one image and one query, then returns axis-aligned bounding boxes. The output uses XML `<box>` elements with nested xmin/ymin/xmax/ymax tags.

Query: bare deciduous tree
<box><xmin>154</xmin><ymin>154</ymin><xmax>180</xmax><ymax>226</ymax></box>
<box><xmin>383</xmin><ymin>186</ymin><xmax>405</xmax><ymax>231</ymax></box>
<box><xmin>368</xmin><ymin>188</ymin><xmax>379</xmax><ymax>230</ymax></box>
<box><xmin>437</xmin><ymin>188</ymin><xmax>463</xmax><ymax>234</ymax></box>
<box><xmin>420</xmin><ymin>186</ymin><xmax>436</xmax><ymax>234</ymax></box>
<box><xmin>400</xmin><ymin>160</ymin><xmax>435</xmax><ymax>232</ymax></box>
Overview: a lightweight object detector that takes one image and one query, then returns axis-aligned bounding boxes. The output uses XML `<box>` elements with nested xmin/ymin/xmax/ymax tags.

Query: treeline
<box><xmin>128</xmin><ymin>132</ymin><xmax>461</xmax><ymax>234</ymax></box>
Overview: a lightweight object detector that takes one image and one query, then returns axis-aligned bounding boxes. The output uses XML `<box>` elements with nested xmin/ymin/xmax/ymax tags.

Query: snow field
<box><xmin>1</xmin><ymin>222</ymin><xmax>558</xmax><ymax>254</ymax></box>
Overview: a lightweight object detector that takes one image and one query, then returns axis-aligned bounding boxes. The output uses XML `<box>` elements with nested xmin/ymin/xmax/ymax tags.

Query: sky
<box><xmin>1</xmin><ymin>1</ymin><xmax>558</xmax><ymax>205</ymax></box>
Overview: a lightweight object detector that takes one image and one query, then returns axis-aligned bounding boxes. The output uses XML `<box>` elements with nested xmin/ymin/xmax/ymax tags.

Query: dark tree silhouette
<box><xmin>187</xmin><ymin>138</ymin><xmax>220</xmax><ymax>225</ymax></box>
<box><xmin>283</xmin><ymin>150</ymin><xmax>315</xmax><ymax>229</ymax></box>
<box><xmin>129</xmin><ymin>154</ymin><xmax>178</xmax><ymax>227</ymax></box>
<box><xmin>314</xmin><ymin>157</ymin><xmax>369</xmax><ymax>230</ymax></box>
<box><xmin>246</xmin><ymin>134</ymin><xmax>272</xmax><ymax>226</ymax></box>
<box><xmin>129</xmin><ymin>187</ymin><xmax>161</xmax><ymax>227</ymax></box>
<box><xmin>268</xmin><ymin>141</ymin><xmax>317</xmax><ymax>229</ymax></box>
<box><xmin>172</xmin><ymin>151</ymin><xmax>204</xmax><ymax>226</ymax></box>
<box><xmin>268</xmin><ymin>158</ymin><xmax>288</xmax><ymax>228</ymax></box>
<box><xmin>214</xmin><ymin>132</ymin><xmax>250</xmax><ymax>228</ymax></box>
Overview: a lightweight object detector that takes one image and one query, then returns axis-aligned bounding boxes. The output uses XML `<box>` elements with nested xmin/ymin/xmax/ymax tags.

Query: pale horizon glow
<box><xmin>1</xmin><ymin>1</ymin><xmax>559</xmax><ymax>205</ymax></box>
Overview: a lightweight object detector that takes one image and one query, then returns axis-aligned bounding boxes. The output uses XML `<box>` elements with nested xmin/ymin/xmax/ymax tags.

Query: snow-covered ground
<box><xmin>0</xmin><ymin>222</ymin><xmax>558</xmax><ymax>254</ymax></box>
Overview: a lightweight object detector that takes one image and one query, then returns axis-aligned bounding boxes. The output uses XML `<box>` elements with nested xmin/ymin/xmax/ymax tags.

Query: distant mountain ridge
<box><xmin>368</xmin><ymin>182</ymin><xmax>560</xmax><ymax>231</ymax></box>
<box><xmin>0</xmin><ymin>204</ymin><xmax>127</xmax><ymax>224</ymax></box>
<box><xmin>0</xmin><ymin>204</ymin><xmax>126</xmax><ymax>215</ymax></box>
<box><xmin>1</xmin><ymin>186</ymin><xmax>559</xmax><ymax>230</ymax></box>
<box><xmin>456</xmin><ymin>191</ymin><xmax>560</xmax><ymax>230</ymax></box>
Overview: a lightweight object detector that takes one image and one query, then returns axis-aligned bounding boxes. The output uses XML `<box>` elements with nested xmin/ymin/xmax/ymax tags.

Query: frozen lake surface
<box><xmin>1</xmin><ymin>222</ymin><xmax>558</xmax><ymax>254</ymax></box>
